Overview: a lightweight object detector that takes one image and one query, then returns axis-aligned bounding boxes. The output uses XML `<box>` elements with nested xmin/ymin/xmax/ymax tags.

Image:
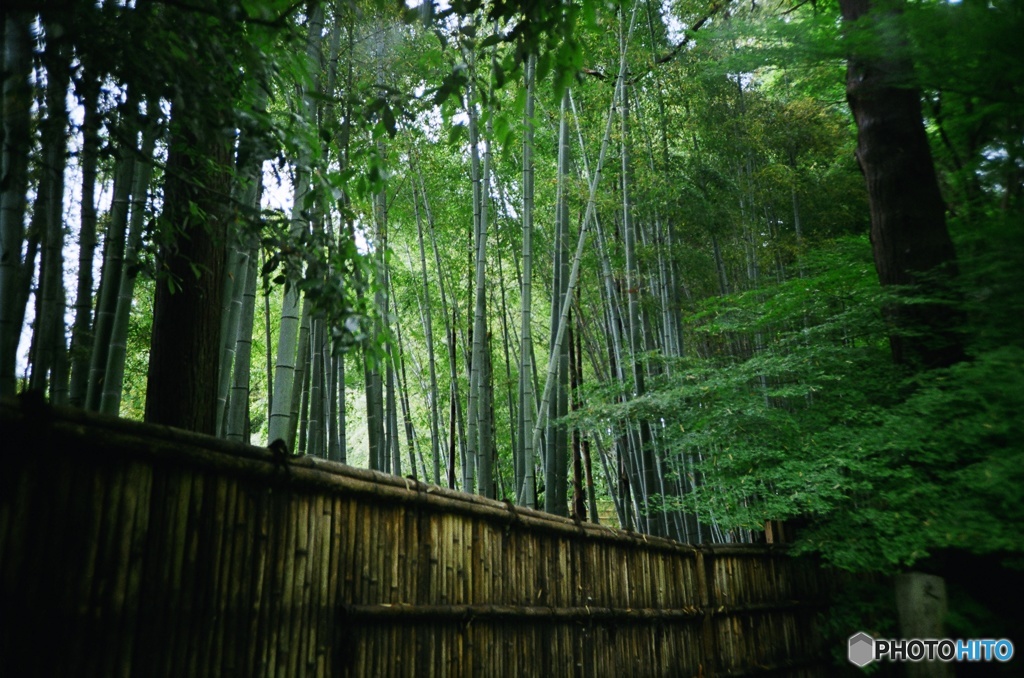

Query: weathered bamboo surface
<box><xmin>0</xmin><ymin>398</ymin><xmax>831</xmax><ymax>677</ymax></box>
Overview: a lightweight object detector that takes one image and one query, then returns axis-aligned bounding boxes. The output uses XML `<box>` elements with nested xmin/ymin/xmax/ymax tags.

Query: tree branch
<box><xmin>654</xmin><ymin>2</ymin><xmax>723</xmax><ymax>65</ymax></box>
<box><xmin>149</xmin><ymin>0</ymin><xmax>305</xmax><ymax>28</ymax></box>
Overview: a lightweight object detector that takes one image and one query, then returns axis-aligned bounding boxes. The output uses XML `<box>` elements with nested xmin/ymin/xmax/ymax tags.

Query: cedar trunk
<box><xmin>840</xmin><ymin>0</ymin><xmax>963</xmax><ymax>369</ymax></box>
<box><xmin>145</xmin><ymin>119</ymin><xmax>231</xmax><ymax>434</ymax></box>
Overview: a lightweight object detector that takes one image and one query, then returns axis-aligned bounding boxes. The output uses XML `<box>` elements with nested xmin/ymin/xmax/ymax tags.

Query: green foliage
<box><xmin>793</xmin><ymin>343</ymin><xmax>1024</xmax><ymax>571</ymax></box>
<box><xmin>120</xmin><ymin>279</ymin><xmax>155</xmax><ymax>421</ymax></box>
<box><xmin>259</xmin><ymin>208</ymin><xmax>374</xmax><ymax>354</ymax></box>
<box><xmin>573</xmin><ymin>233</ymin><xmax>1024</xmax><ymax>573</ymax></box>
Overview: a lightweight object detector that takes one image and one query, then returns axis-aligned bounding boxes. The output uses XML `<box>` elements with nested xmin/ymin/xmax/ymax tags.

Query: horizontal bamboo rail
<box><xmin>0</xmin><ymin>397</ymin><xmax>831</xmax><ymax>677</ymax></box>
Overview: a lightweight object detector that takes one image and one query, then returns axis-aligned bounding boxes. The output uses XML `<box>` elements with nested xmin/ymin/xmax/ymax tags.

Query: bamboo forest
<box><xmin>2</xmin><ymin>0</ymin><xmax>1023</xmax><ymax>668</ymax></box>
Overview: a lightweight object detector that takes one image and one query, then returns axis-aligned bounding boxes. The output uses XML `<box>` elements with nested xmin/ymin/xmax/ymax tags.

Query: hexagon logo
<box><xmin>848</xmin><ymin>632</ymin><xmax>875</xmax><ymax>667</ymax></box>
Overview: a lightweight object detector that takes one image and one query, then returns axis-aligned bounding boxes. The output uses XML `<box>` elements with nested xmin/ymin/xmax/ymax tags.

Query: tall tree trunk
<box><xmin>545</xmin><ymin>89</ymin><xmax>572</xmax><ymax>517</ymax></box>
<box><xmin>101</xmin><ymin>104</ymin><xmax>159</xmax><ymax>415</ymax></box>
<box><xmin>219</xmin><ymin>93</ymin><xmax>265</xmax><ymax>436</ymax></box>
<box><xmin>419</xmin><ymin>168</ymin><xmax>466</xmax><ymax>486</ymax></box>
<box><xmin>517</xmin><ymin>53</ymin><xmax>538</xmax><ymax>507</ymax></box>
<box><xmin>495</xmin><ymin>243</ymin><xmax>519</xmax><ymax>499</ymax></box>
<box><xmin>29</xmin><ymin>28</ymin><xmax>70</xmax><ymax>401</ymax></box>
<box><xmin>569</xmin><ymin>316</ymin><xmax>584</xmax><ymax>521</ymax></box>
<box><xmin>289</xmin><ymin>297</ymin><xmax>313</xmax><ymax>452</ymax></box>
<box><xmin>385</xmin><ymin>273</ymin><xmax>400</xmax><ymax>476</ymax></box>
<box><xmin>391</xmin><ymin>286</ymin><xmax>418</xmax><ymax>480</ymax></box>
<box><xmin>448</xmin><ymin>373</ymin><xmax>459</xmax><ymax>488</ymax></box>
<box><xmin>366</xmin><ymin>196</ymin><xmax>387</xmax><ymax>471</ymax></box>
<box><xmin>145</xmin><ymin>107</ymin><xmax>232</xmax><ymax>434</ymax></box>
<box><xmin>479</xmin><ymin>331</ymin><xmax>495</xmax><ymax>498</ymax></box>
<box><xmin>298</xmin><ymin>334</ymin><xmax>312</xmax><ymax>454</ymax></box>
<box><xmin>269</xmin><ymin>4</ymin><xmax>323</xmax><ymax>443</ymax></box>
<box><xmin>307</xmin><ymin>316</ymin><xmax>325</xmax><ymax>457</ymax></box>
<box><xmin>226</xmin><ymin>237</ymin><xmax>259</xmax><ymax>442</ymax></box>
<box><xmin>474</xmin><ymin>41</ymin><xmax>497</xmax><ymax>498</ymax></box>
<box><xmin>216</xmin><ymin>232</ymin><xmax>252</xmax><ymax>433</ymax></box>
<box><xmin>68</xmin><ymin>74</ymin><xmax>101</xmax><ymax>408</ymax></box>
<box><xmin>464</xmin><ymin>36</ymin><xmax>487</xmax><ymax>494</ymax></box>
<box><xmin>580</xmin><ymin>368</ymin><xmax>601</xmax><ymax>525</ymax></box>
<box><xmin>413</xmin><ymin>179</ymin><xmax>442</xmax><ymax>484</ymax></box>
<box><xmin>619</xmin><ymin>44</ymin><xmax>661</xmax><ymax>537</ymax></box>
<box><xmin>0</xmin><ymin>13</ymin><xmax>34</xmax><ymax>398</ymax></box>
<box><xmin>839</xmin><ymin>0</ymin><xmax>962</xmax><ymax>369</ymax></box>
<box><xmin>87</xmin><ymin>101</ymin><xmax>139</xmax><ymax>410</ymax></box>
<box><xmin>263</xmin><ymin>249</ymin><xmax>275</xmax><ymax>422</ymax></box>
<box><xmin>330</xmin><ymin>351</ymin><xmax>346</xmax><ymax>463</ymax></box>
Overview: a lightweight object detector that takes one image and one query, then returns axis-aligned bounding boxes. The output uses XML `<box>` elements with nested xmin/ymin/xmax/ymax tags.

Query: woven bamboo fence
<box><xmin>0</xmin><ymin>398</ymin><xmax>831</xmax><ymax>677</ymax></box>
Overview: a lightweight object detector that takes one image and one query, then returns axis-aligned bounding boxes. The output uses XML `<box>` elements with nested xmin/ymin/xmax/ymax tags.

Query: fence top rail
<box><xmin>4</xmin><ymin>396</ymin><xmax>790</xmax><ymax>558</ymax></box>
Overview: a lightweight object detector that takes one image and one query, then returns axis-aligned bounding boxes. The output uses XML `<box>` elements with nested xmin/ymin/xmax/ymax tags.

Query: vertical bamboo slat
<box><xmin>85</xmin><ymin>461</ymin><xmax>123</xmax><ymax>677</ymax></box>
<box><xmin>293</xmin><ymin>496</ymin><xmax>313</xmax><ymax>676</ymax></box>
<box><xmin>223</xmin><ymin>475</ymin><xmax>248</xmax><ymax>674</ymax></box>
<box><xmin>312</xmin><ymin>494</ymin><xmax>332</xmax><ymax>671</ymax></box>
<box><xmin>248</xmin><ymin>486</ymin><xmax>271</xmax><ymax>675</ymax></box>
<box><xmin>118</xmin><ymin>462</ymin><xmax>152</xmax><ymax>677</ymax></box>
<box><xmin>184</xmin><ymin>472</ymin><xmax>209</xmax><ymax>678</ymax></box>
<box><xmin>209</xmin><ymin>476</ymin><xmax>233</xmax><ymax>675</ymax></box>
<box><xmin>158</xmin><ymin>469</ymin><xmax>187</xmax><ymax>677</ymax></box>
<box><xmin>44</xmin><ymin>457</ymin><xmax>85</xmax><ymax>677</ymax></box>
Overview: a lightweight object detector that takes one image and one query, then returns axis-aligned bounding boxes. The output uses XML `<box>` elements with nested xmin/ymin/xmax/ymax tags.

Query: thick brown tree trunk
<box><xmin>840</xmin><ymin>0</ymin><xmax>963</xmax><ymax>369</ymax></box>
<box><xmin>145</xmin><ymin>116</ymin><xmax>232</xmax><ymax>434</ymax></box>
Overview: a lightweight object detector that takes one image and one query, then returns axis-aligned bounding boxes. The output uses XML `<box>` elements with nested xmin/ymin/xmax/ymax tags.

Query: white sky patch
<box><xmin>664</xmin><ymin>12</ymin><xmax>686</xmax><ymax>44</ymax></box>
<box><xmin>405</xmin><ymin>0</ymin><xmax>452</xmax><ymax>13</ymax></box>
<box><xmin>662</xmin><ymin>0</ymin><xmax>705</xmax><ymax>49</ymax></box>
<box><xmin>261</xmin><ymin>159</ymin><xmax>294</xmax><ymax>213</ymax></box>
